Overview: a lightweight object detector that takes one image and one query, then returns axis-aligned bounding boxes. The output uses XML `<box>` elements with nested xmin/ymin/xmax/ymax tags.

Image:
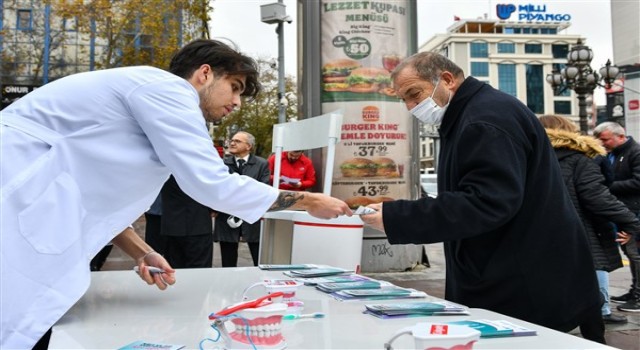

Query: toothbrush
<box><xmin>283</xmin><ymin>312</ymin><xmax>326</xmax><ymax>320</ymax></box>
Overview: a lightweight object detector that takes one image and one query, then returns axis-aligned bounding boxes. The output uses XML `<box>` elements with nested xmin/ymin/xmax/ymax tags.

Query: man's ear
<box><xmin>191</xmin><ymin>64</ymin><xmax>212</xmax><ymax>88</ymax></box>
<box><xmin>441</xmin><ymin>71</ymin><xmax>456</xmax><ymax>88</ymax></box>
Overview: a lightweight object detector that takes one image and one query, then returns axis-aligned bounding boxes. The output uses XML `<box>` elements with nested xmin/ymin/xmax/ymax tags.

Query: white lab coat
<box><xmin>0</xmin><ymin>66</ymin><xmax>279</xmax><ymax>348</ymax></box>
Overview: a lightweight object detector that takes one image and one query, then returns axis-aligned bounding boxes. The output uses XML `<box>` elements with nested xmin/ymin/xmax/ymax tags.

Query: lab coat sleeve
<box><xmin>125</xmin><ymin>77</ymin><xmax>278</xmax><ymax>223</ymax></box>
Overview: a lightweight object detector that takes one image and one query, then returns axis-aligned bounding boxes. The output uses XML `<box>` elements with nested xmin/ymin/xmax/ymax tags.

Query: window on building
<box><xmin>440</xmin><ymin>46</ymin><xmax>449</xmax><ymax>58</ymax></box>
<box><xmin>552</xmin><ymin>44</ymin><xmax>569</xmax><ymax>59</ymax></box>
<box><xmin>531</xmin><ymin>28</ymin><xmax>539</xmax><ymax>34</ymax></box>
<box><xmin>497</xmin><ymin>42</ymin><xmax>515</xmax><ymax>54</ymax></box>
<box><xmin>504</xmin><ymin>27</ymin><xmax>514</xmax><ymax>34</ymax></box>
<box><xmin>471</xmin><ymin>62</ymin><xmax>489</xmax><ymax>77</ymax></box>
<box><xmin>526</xmin><ymin>64</ymin><xmax>544</xmax><ymax>114</ymax></box>
<box><xmin>470</xmin><ymin>42</ymin><xmax>488</xmax><ymax>58</ymax></box>
<box><xmin>554</xmin><ymin>101</ymin><xmax>572</xmax><ymax>114</ymax></box>
<box><xmin>17</xmin><ymin>9</ymin><xmax>32</xmax><ymax>30</ymax></box>
<box><xmin>498</xmin><ymin>63</ymin><xmax>517</xmax><ymax>97</ymax></box>
<box><xmin>523</xmin><ymin>28</ymin><xmax>531</xmax><ymax>34</ymax></box>
<box><xmin>525</xmin><ymin>43</ymin><xmax>542</xmax><ymax>54</ymax></box>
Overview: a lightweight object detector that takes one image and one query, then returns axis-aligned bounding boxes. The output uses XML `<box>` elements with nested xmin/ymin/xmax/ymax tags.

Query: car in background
<box><xmin>420</xmin><ymin>174</ymin><xmax>438</xmax><ymax>198</ymax></box>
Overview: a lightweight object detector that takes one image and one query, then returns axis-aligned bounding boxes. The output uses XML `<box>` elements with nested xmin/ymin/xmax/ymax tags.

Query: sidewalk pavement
<box><xmin>102</xmin><ymin>220</ymin><xmax>639</xmax><ymax>349</ymax></box>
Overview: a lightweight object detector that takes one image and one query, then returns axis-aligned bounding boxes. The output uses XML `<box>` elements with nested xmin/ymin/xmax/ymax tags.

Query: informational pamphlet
<box><xmin>447</xmin><ymin>319</ymin><xmax>537</xmax><ymax>338</ymax></box>
<box><xmin>331</xmin><ymin>287</ymin><xmax>427</xmax><ymax>301</ymax></box>
<box><xmin>283</xmin><ymin>267</ymin><xmax>353</xmax><ymax>278</ymax></box>
<box><xmin>118</xmin><ymin>341</ymin><xmax>185</xmax><ymax>350</ymax></box>
<box><xmin>258</xmin><ymin>264</ymin><xmax>318</xmax><ymax>270</ymax></box>
<box><xmin>316</xmin><ymin>280</ymin><xmax>392</xmax><ymax>293</ymax></box>
<box><xmin>364</xmin><ymin>301</ymin><xmax>469</xmax><ymax>318</ymax></box>
<box><xmin>297</xmin><ymin>273</ymin><xmax>372</xmax><ymax>286</ymax></box>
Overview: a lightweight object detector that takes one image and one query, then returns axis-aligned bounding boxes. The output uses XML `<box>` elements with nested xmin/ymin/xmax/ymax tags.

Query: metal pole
<box><xmin>577</xmin><ymin>94</ymin><xmax>588</xmax><ymax>135</ymax></box>
<box><xmin>43</xmin><ymin>4</ymin><xmax>51</xmax><ymax>84</ymax></box>
<box><xmin>277</xmin><ymin>0</ymin><xmax>286</xmax><ymax>124</ymax></box>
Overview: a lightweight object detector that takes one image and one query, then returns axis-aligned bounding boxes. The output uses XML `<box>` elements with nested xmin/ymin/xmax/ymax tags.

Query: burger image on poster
<box><xmin>372</xmin><ymin>157</ymin><xmax>398</xmax><ymax>177</ymax></box>
<box><xmin>345</xmin><ymin>67</ymin><xmax>391</xmax><ymax>93</ymax></box>
<box><xmin>339</xmin><ymin>157</ymin><xmax>398</xmax><ymax>178</ymax></box>
<box><xmin>322</xmin><ymin>58</ymin><xmax>362</xmax><ymax>92</ymax></box>
<box><xmin>340</xmin><ymin>158</ymin><xmax>377</xmax><ymax>177</ymax></box>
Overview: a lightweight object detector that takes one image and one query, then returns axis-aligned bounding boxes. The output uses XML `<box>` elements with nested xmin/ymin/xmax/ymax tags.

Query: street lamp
<box><xmin>546</xmin><ymin>40</ymin><xmax>620</xmax><ymax>134</ymax></box>
<box><xmin>261</xmin><ymin>2</ymin><xmax>293</xmax><ymax>124</ymax></box>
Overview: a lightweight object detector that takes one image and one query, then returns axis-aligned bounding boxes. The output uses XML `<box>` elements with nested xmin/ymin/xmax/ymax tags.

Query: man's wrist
<box><xmin>137</xmin><ymin>250</ymin><xmax>157</xmax><ymax>264</ymax></box>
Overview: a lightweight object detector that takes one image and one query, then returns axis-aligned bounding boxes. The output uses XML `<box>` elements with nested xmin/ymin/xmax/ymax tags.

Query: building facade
<box><xmin>417</xmin><ymin>15</ymin><xmax>589</xmax><ymax>169</ymax></box>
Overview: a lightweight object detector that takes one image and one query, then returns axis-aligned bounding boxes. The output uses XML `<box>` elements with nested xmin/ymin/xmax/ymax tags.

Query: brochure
<box><xmin>364</xmin><ymin>301</ymin><xmax>469</xmax><ymax>318</ymax></box>
<box><xmin>283</xmin><ymin>267</ymin><xmax>353</xmax><ymax>278</ymax></box>
<box><xmin>118</xmin><ymin>341</ymin><xmax>185</xmax><ymax>350</ymax></box>
<box><xmin>447</xmin><ymin>319</ymin><xmax>537</xmax><ymax>338</ymax></box>
<box><xmin>258</xmin><ymin>264</ymin><xmax>318</xmax><ymax>270</ymax></box>
<box><xmin>280</xmin><ymin>175</ymin><xmax>301</xmax><ymax>185</ymax></box>
<box><xmin>316</xmin><ymin>280</ymin><xmax>392</xmax><ymax>293</ymax></box>
<box><xmin>297</xmin><ymin>274</ymin><xmax>372</xmax><ymax>286</ymax></box>
<box><xmin>331</xmin><ymin>287</ymin><xmax>428</xmax><ymax>301</ymax></box>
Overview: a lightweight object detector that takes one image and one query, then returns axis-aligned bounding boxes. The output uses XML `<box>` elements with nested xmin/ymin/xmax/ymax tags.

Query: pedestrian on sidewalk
<box><xmin>361</xmin><ymin>52</ymin><xmax>605</xmax><ymax>343</ymax></box>
<box><xmin>594</xmin><ymin>121</ymin><xmax>640</xmax><ymax>313</ymax></box>
<box><xmin>539</xmin><ymin>115</ymin><xmax>636</xmax><ymax>324</ymax></box>
<box><xmin>214</xmin><ymin>131</ymin><xmax>271</xmax><ymax>267</ymax></box>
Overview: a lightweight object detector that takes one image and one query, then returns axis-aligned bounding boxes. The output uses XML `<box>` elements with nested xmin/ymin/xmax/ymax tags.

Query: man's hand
<box><xmin>360</xmin><ymin>203</ymin><xmax>385</xmax><ymax>232</ymax></box>
<box><xmin>617</xmin><ymin>231</ymin><xmax>631</xmax><ymax>245</ymax></box>
<box><xmin>137</xmin><ymin>251</ymin><xmax>176</xmax><ymax>290</ymax></box>
<box><xmin>269</xmin><ymin>191</ymin><xmax>352</xmax><ymax>219</ymax></box>
<box><xmin>305</xmin><ymin>193</ymin><xmax>352</xmax><ymax>219</ymax></box>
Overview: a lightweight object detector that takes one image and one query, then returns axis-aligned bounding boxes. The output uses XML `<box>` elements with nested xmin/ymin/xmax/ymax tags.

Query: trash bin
<box><xmin>260</xmin><ymin>211</ymin><xmax>364</xmax><ymax>271</ymax></box>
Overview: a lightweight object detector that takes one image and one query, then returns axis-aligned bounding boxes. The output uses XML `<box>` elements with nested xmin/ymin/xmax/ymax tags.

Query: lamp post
<box><xmin>546</xmin><ymin>40</ymin><xmax>620</xmax><ymax>134</ymax></box>
<box><xmin>260</xmin><ymin>1</ymin><xmax>293</xmax><ymax>124</ymax></box>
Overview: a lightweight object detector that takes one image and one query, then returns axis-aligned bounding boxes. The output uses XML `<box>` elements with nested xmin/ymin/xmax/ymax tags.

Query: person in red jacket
<box><xmin>268</xmin><ymin>150</ymin><xmax>316</xmax><ymax>191</ymax></box>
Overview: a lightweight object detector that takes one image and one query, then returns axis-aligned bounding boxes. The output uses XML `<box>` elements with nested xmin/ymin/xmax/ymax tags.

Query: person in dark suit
<box><xmin>214</xmin><ymin>131</ymin><xmax>270</xmax><ymax>266</ymax></box>
<box><xmin>360</xmin><ymin>52</ymin><xmax>604</xmax><ymax>343</ymax></box>
<box><xmin>160</xmin><ymin>175</ymin><xmax>214</xmax><ymax>268</ymax></box>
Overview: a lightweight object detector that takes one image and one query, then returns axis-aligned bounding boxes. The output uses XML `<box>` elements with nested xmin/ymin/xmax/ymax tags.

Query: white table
<box><xmin>50</xmin><ymin>268</ymin><xmax>615</xmax><ymax>349</ymax></box>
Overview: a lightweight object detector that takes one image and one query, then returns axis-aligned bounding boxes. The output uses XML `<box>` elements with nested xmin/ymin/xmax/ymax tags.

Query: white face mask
<box><xmin>409</xmin><ymin>78</ymin><xmax>451</xmax><ymax>126</ymax></box>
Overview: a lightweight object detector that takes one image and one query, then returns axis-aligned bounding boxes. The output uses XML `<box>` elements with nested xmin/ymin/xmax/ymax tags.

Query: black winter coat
<box><xmin>547</xmin><ymin>129</ymin><xmax>638</xmax><ymax>272</ymax></box>
<box><xmin>160</xmin><ymin>175</ymin><xmax>212</xmax><ymax>237</ymax></box>
<box><xmin>609</xmin><ymin>136</ymin><xmax>640</xmax><ymax>212</ymax></box>
<box><xmin>214</xmin><ymin>154</ymin><xmax>271</xmax><ymax>243</ymax></box>
<box><xmin>382</xmin><ymin>77</ymin><xmax>600</xmax><ymax>332</ymax></box>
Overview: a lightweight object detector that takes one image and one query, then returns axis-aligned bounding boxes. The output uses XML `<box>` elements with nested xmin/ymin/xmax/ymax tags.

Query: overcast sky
<box><xmin>209</xmin><ymin>0</ymin><xmax>613</xmax><ymax>103</ymax></box>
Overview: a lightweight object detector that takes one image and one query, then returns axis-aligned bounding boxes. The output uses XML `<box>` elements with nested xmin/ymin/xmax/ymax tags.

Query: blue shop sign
<box><xmin>496</xmin><ymin>3</ymin><xmax>571</xmax><ymax>21</ymax></box>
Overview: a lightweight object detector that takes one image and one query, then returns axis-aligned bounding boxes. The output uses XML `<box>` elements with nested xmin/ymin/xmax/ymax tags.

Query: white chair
<box><xmin>270</xmin><ymin>110</ymin><xmax>343</xmax><ymax>194</ymax></box>
<box><xmin>260</xmin><ymin>110</ymin><xmax>364</xmax><ymax>270</ymax></box>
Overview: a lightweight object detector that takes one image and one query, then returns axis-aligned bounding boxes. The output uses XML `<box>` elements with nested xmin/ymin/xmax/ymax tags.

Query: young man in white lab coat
<box><xmin>0</xmin><ymin>39</ymin><xmax>351</xmax><ymax>349</ymax></box>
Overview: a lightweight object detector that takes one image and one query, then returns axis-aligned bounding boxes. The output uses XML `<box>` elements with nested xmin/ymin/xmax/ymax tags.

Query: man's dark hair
<box><xmin>169</xmin><ymin>39</ymin><xmax>261</xmax><ymax>99</ymax></box>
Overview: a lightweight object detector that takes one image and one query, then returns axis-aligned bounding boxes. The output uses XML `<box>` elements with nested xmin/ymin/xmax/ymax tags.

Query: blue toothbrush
<box><xmin>283</xmin><ymin>312</ymin><xmax>326</xmax><ymax>320</ymax></box>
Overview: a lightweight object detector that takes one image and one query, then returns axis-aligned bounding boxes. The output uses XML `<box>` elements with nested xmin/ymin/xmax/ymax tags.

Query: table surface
<box><xmin>50</xmin><ymin>267</ymin><xmax>615</xmax><ymax>349</ymax></box>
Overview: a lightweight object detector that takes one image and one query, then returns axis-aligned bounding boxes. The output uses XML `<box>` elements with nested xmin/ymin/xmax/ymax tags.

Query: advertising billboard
<box><xmin>320</xmin><ymin>0</ymin><xmax>413</xmax><ymax>209</ymax></box>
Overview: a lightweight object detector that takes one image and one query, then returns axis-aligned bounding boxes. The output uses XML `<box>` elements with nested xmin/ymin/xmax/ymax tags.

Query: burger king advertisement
<box><xmin>321</xmin><ymin>0</ymin><xmax>414</xmax><ymax>207</ymax></box>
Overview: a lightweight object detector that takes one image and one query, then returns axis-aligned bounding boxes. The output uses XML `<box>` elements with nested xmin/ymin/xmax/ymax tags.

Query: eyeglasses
<box><xmin>229</xmin><ymin>139</ymin><xmax>246</xmax><ymax>144</ymax></box>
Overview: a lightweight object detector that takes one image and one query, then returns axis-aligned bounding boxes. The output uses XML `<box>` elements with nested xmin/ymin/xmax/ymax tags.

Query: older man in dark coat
<box><xmin>361</xmin><ymin>52</ymin><xmax>603</xmax><ymax>343</ymax></box>
<box><xmin>214</xmin><ymin>131</ymin><xmax>271</xmax><ymax>267</ymax></box>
